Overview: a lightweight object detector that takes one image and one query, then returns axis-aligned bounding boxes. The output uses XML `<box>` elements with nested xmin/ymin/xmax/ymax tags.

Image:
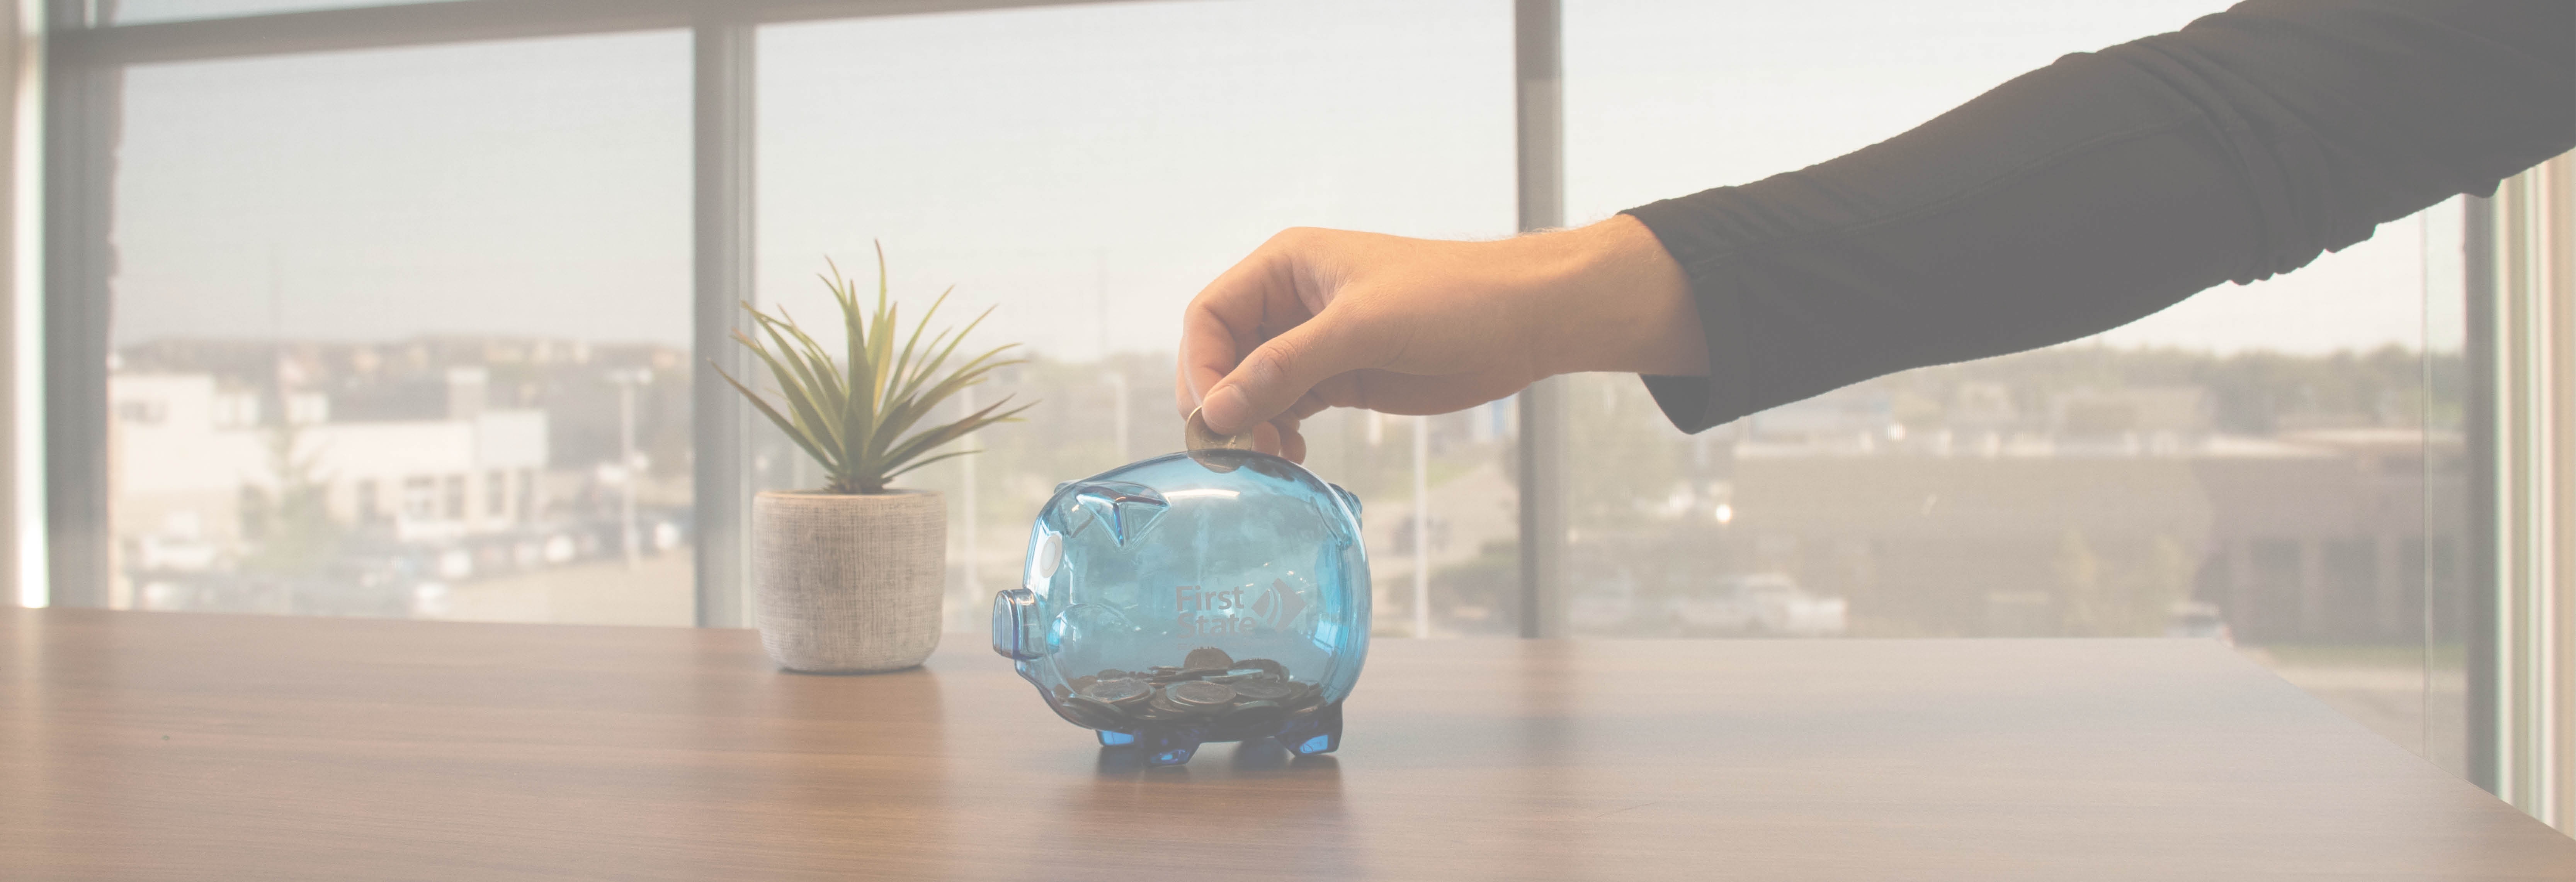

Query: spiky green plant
<box><xmin>715</xmin><ymin>245</ymin><xmax>1034</xmax><ymax>494</ymax></box>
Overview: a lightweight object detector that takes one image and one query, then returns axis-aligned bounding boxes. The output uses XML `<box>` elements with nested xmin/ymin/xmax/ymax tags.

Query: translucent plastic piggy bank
<box><xmin>991</xmin><ymin>448</ymin><xmax>1369</xmax><ymax>766</ymax></box>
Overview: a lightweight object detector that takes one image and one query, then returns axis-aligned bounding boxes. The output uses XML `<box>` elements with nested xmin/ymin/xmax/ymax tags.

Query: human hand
<box><xmin>1174</xmin><ymin>215</ymin><xmax>1705</xmax><ymax>461</ymax></box>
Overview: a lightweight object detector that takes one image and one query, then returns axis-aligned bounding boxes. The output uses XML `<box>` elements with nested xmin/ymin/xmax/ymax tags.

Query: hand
<box><xmin>1174</xmin><ymin>215</ymin><xmax>1706</xmax><ymax>461</ymax></box>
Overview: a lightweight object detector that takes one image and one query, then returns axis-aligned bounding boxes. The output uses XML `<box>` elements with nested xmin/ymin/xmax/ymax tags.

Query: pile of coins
<box><xmin>1051</xmin><ymin>646</ymin><xmax>1325</xmax><ymax>734</ymax></box>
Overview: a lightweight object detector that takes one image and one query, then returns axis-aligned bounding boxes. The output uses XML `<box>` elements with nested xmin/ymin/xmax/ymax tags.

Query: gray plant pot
<box><xmin>753</xmin><ymin>489</ymin><xmax>945</xmax><ymax>673</ymax></box>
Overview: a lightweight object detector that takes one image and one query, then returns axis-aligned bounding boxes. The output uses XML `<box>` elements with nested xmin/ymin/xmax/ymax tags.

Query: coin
<box><xmin>1081</xmin><ymin>677</ymin><xmax>1150</xmax><ymax>704</ymax></box>
<box><xmin>1206</xmin><ymin>667</ymin><xmax>1269</xmax><ymax>684</ymax></box>
<box><xmin>1229</xmin><ymin>678</ymin><xmax>1292</xmax><ymax>701</ymax></box>
<box><xmin>1059</xmin><ymin>651</ymin><xmax>1323</xmax><ymax>734</ymax></box>
<box><xmin>1185</xmin><ymin>407</ymin><xmax>1257</xmax><ymax>452</ymax></box>
<box><xmin>1167</xmin><ymin>680</ymin><xmax>1237</xmax><ymax>707</ymax></box>
<box><xmin>1146</xmin><ymin>691</ymin><xmax>1193</xmax><ymax>717</ymax></box>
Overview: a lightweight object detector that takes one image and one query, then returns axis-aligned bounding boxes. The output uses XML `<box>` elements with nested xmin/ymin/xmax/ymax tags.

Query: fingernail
<box><xmin>1203</xmin><ymin>386</ymin><xmax>1248</xmax><ymax>435</ymax></box>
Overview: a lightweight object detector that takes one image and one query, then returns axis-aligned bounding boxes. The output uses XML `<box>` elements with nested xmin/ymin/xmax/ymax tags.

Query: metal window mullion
<box><xmin>691</xmin><ymin>18</ymin><xmax>753</xmax><ymax>628</ymax></box>
<box><xmin>2465</xmin><ymin>192</ymin><xmax>2501</xmax><ymax>794</ymax></box>
<box><xmin>1513</xmin><ymin>0</ymin><xmax>1564</xmax><ymax>639</ymax></box>
<box><xmin>2470</xmin><ymin>154</ymin><xmax>2576</xmax><ymax>831</ymax></box>
<box><xmin>40</xmin><ymin>0</ymin><xmax>113</xmax><ymax>609</ymax></box>
<box><xmin>2535</xmin><ymin>155</ymin><xmax>2574</xmax><ymax>829</ymax></box>
<box><xmin>5</xmin><ymin>0</ymin><xmax>47</xmax><ymax>608</ymax></box>
<box><xmin>56</xmin><ymin>0</ymin><xmax>1131</xmax><ymax>67</ymax></box>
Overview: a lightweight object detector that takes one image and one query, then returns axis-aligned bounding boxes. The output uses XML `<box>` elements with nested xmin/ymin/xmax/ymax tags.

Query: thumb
<box><xmin>1200</xmin><ymin>311</ymin><xmax>1384</xmax><ymax>435</ymax></box>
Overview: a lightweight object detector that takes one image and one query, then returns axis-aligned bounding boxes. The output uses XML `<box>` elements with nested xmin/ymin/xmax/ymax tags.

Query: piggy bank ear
<box><xmin>1066</xmin><ymin>481</ymin><xmax>1169</xmax><ymax>547</ymax></box>
<box><xmin>1317</xmin><ymin>483</ymin><xmax>1362</xmax><ymax>544</ymax></box>
<box><xmin>1330</xmin><ymin>483</ymin><xmax>1362</xmax><ymax>521</ymax></box>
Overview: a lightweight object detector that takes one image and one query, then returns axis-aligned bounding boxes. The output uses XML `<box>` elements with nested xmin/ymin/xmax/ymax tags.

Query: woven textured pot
<box><xmin>753</xmin><ymin>489</ymin><xmax>944</xmax><ymax>673</ymax></box>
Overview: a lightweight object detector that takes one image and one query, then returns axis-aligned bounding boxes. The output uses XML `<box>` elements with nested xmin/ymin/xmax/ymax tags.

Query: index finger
<box><xmin>1176</xmin><ymin>245</ymin><xmax>1302</xmax><ymax>416</ymax></box>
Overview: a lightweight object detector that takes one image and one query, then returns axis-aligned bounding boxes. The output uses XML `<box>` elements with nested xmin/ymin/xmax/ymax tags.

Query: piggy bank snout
<box><xmin>990</xmin><ymin>588</ymin><xmax>1043</xmax><ymax>660</ymax></box>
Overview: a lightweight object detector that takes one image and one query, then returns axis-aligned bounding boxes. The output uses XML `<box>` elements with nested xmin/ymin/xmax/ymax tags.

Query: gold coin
<box><xmin>1184</xmin><ymin>406</ymin><xmax>1257</xmax><ymax>452</ymax></box>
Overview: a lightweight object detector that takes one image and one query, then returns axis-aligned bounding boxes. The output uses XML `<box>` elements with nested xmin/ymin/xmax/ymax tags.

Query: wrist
<box><xmin>1519</xmin><ymin>215</ymin><xmax>1707</xmax><ymax>378</ymax></box>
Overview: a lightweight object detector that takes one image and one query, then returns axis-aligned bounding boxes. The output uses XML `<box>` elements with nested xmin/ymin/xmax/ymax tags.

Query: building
<box><xmin>1717</xmin><ymin>428</ymin><xmax>2457</xmax><ymax>642</ymax></box>
<box><xmin>109</xmin><ymin>366</ymin><xmax>549</xmax><ymax>603</ymax></box>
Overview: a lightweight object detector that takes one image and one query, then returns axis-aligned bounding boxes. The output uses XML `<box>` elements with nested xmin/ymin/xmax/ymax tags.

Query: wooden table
<box><xmin>3</xmin><ymin>608</ymin><xmax>2568</xmax><ymax>880</ymax></box>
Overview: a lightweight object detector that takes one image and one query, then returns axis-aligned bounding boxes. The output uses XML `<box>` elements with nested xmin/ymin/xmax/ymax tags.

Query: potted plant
<box><xmin>717</xmin><ymin>245</ymin><xmax>1031</xmax><ymax>673</ymax></box>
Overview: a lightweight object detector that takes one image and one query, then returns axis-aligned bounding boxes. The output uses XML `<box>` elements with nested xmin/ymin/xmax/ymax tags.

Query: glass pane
<box><xmin>758</xmin><ymin>0</ymin><xmax>1516</xmax><ymax>636</ymax></box>
<box><xmin>109</xmin><ymin>33</ymin><xmax>693</xmax><ymax>625</ymax></box>
<box><xmin>112</xmin><ymin>0</ymin><xmax>471</xmax><ymax>26</ymax></box>
<box><xmin>1567</xmin><ymin>1</ymin><xmax>2455</xmax><ymax>771</ymax></box>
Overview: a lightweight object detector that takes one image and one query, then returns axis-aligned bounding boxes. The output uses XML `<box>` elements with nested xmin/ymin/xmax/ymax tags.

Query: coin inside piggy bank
<box><xmin>991</xmin><ymin>448</ymin><xmax>1369</xmax><ymax>767</ymax></box>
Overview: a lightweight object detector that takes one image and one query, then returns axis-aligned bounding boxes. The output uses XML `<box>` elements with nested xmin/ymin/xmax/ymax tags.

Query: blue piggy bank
<box><xmin>991</xmin><ymin>448</ymin><xmax>1370</xmax><ymax>766</ymax></box>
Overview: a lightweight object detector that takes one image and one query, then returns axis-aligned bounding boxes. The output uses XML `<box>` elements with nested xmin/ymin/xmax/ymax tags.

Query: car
<box><xmin>2163</xmin><ymin>600</ymin><xmax>2234</xmax><ymax>645</ymax></box>
<box><xmin>1667</xmin><ymin>573</ymin><xmax>1848</xmax><ymax>637</ymax></box>
<box><xmin>1569</xmin><ymin>572</ymin><xmax>1640</xmax><ymax>632</ymax></box>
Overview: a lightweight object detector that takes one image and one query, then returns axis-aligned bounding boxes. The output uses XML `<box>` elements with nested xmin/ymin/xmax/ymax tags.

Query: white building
<box><xmin>111</xmin><ymin>368</ymin><xmax>549</xmax><ymax>574</ymax></box>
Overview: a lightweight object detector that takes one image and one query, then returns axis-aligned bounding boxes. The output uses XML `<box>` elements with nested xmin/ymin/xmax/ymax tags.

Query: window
<box><xmin>102</xmin><ymin>32</ymin><xmax>692</xmax><ymax>624</ymax></box>
<box><xmin>40</xmin><ymin>0</ymin><xmax>2539</xmax><ymax>802</ymax></box>
<box><xmin>1563</xmin><ymin>0</ymin><xmax>2469</xmax><ymax>777</ymax></box>
<box><xmin>113</xmin><ymin>399</ymin><xmax>163</xmax><ymax>425</ymax></box>
<box><xmin>400</xmin><ymin>476</ymin><xmax>435</xmax><ymax>520</ymax></box>
<box><xmin>757</xmin><ymin>0</ymin><xmax>1515</xmax><ymax>634</ymax></box>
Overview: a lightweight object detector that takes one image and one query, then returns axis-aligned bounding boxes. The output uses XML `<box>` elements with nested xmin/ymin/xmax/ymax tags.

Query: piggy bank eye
<box><xmin>1027</xmin><ymin>530</ymin><xmax>1063</xmax><ymax>586</ymax></box>
<box><xmin>1069</xmin><ymin>482</ymin><xmax>1168</xmax><ymax>547</ymax></box>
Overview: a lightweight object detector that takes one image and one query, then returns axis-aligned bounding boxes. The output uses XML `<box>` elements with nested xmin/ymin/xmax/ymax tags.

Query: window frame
<box><xmin>39</xmin><ymin>0</ymin><xmax>2560</xmax><ymax>822</ymax></box>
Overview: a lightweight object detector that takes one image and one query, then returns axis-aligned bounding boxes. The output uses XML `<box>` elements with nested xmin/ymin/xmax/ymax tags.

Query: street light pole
<box><xmin>1105</xmin><ymin>370</ymin><xmax>1129</xmax><ymax>464</ymax></box>
<box><xmin>959</xmin><ymin>383</ymin><xmax>978</xmax><ymax>602</ymax></box>
<box><xmin>609</xmin><ymin>368</ymin><xmax>653</xmax><ymax>568</ymax></box>
<box><xmin>1415</xmin><ymin>414</ymin><xmax>1430</xmax><ymax>639</ymax></box>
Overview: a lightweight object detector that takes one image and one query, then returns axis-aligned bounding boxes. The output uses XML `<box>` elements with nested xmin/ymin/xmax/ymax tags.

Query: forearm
<box><xmin>1624</xmin><ymin>0</ymin><xmax>2574</xmax><ymax>432</ymax></box>
<box><xmin>1520</xmin><ymin>216</ymin><xmax>1704</xmax><ymax>379</ymax></box>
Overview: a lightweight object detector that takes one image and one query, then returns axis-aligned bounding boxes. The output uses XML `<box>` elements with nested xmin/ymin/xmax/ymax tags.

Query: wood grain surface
<box><xmin>2</xmin><ymin>607</ymin><xmax>2569</xmax><ymax>880</ymax></box>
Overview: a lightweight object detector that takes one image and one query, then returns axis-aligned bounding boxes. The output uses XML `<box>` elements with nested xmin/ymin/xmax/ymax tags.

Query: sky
<box><xmin>109</xmin><ymin>0</ymin><xmax>2447</xmax><ymax>360</ymax></box>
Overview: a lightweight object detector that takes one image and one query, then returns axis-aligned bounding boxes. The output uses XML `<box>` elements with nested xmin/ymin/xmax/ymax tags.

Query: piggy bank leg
<box><xmin>1097</xmin><ymin>730</ymin><xmax>1136</xmax><ymax>747</ymax></box>
<box><xmin>1139</xmin><ymin>729</ymin><xmax>1204</xmax><ymax>767</ymax></box>
<box><xmin>1275</xmin><ymin>700</ymin><xmax>1344</xmax><ymax>756</ymax></box>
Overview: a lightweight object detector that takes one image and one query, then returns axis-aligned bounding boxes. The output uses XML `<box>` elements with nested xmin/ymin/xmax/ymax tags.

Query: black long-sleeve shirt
<box><xmin>1623</xmin><ymin>0</ymin><xmax>2574</xmax><ymax>433</ymax></box>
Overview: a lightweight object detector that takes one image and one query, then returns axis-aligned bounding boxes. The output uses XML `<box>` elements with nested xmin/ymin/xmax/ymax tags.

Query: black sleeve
<box><xmin>1622</xmin><ymin>0</ymin><xmax>2574</xmax><ymax>433</ymax></box>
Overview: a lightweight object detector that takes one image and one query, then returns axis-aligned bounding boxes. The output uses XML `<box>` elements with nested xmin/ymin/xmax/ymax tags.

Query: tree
<box><xmin>240</xmin><ymin>422</ymin><xmax>342</xmax><ymax>575</ymax></box>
